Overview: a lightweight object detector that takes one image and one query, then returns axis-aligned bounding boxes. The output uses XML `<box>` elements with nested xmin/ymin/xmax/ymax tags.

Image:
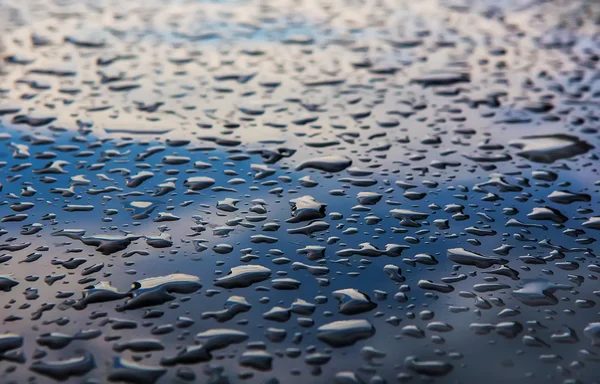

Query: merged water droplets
<box><xmin>0</xmin><ymin>0</ymin><xmax>599</xmax><ymax>382</ymax></box>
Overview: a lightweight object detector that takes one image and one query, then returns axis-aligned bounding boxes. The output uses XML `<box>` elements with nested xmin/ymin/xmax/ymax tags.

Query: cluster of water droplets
<box><xmin>0</xmin><ymin>0</ymin><xmax>599</xmax><ymax>382</ymax></box>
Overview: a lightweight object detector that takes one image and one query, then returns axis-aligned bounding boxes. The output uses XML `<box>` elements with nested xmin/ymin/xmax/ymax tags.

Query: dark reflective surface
<box><xmin>0</xmin><ymin>0</ymin><xmax>600</xmax><ymax>383</ymax></box>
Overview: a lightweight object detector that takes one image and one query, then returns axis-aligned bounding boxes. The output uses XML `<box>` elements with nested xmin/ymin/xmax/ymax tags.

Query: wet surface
<box><xmin>0</xmin><ymin>0</ymin><xmax>599</xmax><ymax>383</ymax></box>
